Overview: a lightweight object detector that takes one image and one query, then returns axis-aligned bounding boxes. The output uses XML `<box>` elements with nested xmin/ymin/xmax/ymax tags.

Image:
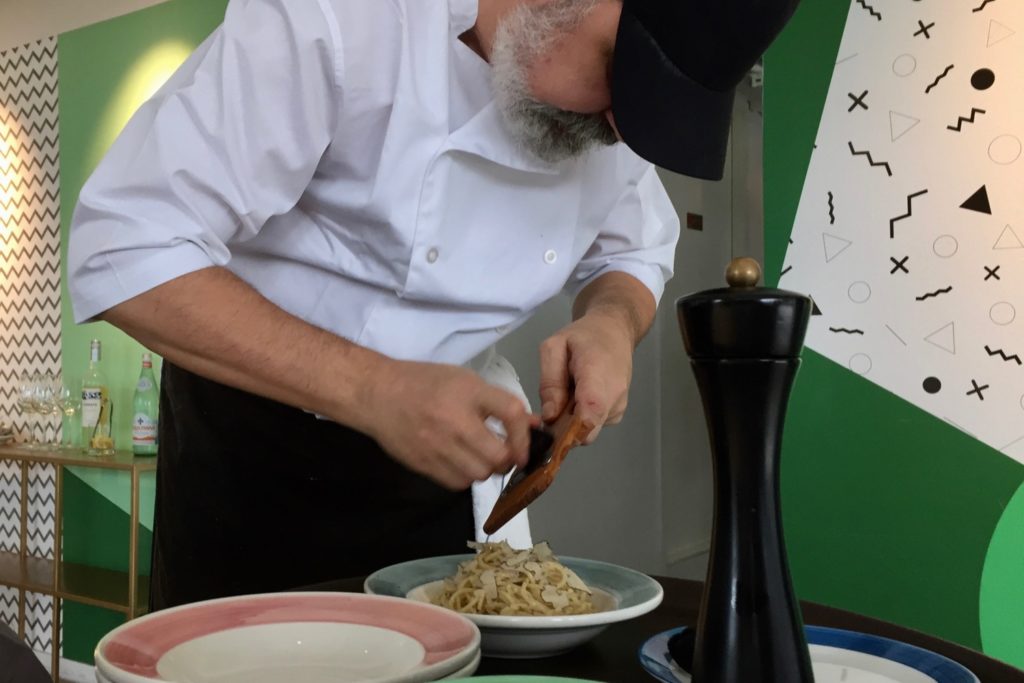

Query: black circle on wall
<box><xmin>923</xmin><ymin>377</ymin><xmax>942</xmax><ymax>394</ymax></box>
<box><xmin>971</xmin><ymin>68</ymin><xmax>995</xmax><ymax>90</ymax></box>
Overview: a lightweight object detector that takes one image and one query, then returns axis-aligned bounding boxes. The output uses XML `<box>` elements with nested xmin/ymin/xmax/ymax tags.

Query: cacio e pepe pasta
<box><xmin>433</xmin><ymin>541</ymin><xmax>596</xmax><ymax>616</ymax></box>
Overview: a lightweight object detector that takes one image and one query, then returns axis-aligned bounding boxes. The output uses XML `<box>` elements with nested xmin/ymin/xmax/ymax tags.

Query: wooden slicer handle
<box><xmin>482</xmin><ymin>413</ymin><xmax>592</xmax><ymax>535</ymax></box>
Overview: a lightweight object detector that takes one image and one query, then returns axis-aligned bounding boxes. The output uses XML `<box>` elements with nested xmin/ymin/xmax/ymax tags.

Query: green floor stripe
<box><xmin>62</xmin><ymin>469</ymin><xmax>152</xmax><ymax>662</ymax></box>
<box><xmin>980</xmin><ymin>480</ymin><xmax>1024</xmax><ymax>669</ymax></box>
<box><xmin>68</xmin><ymin>467</ymin><xmax>155</xmax><ymax>532</ymax></box>
<box><xmin>781</xmin><ymin>350</ymin><xmax>1024</xmax><ymax>650</ymax></box>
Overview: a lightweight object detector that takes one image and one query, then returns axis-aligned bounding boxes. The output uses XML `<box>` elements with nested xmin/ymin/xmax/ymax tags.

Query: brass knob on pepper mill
<box><xmin>725</xmin><ymin>256</ymin><xmax>761</xmax><ymax>288</ymax></box>
<box><xmin>675</xmin><ymin>257</ymin><xmax>814</xmax><ymax>683</ymax></box>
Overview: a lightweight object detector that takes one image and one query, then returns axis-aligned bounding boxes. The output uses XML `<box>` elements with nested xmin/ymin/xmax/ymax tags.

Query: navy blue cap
<box><xmin>611</xmin><ymin>0</ymin><xmax>801</xmax><ymax>180</ymax></box>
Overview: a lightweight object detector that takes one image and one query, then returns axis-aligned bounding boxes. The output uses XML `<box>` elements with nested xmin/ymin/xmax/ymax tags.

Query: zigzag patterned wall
<box><xmin>0</xmin><ymin>36</ymin><xmax>62</xmax><ymax>655</ymax></box>
<box><xmin>1</xmin><ymin>37</ymin><xmax>62</xmax><ymax>440</ymax></box>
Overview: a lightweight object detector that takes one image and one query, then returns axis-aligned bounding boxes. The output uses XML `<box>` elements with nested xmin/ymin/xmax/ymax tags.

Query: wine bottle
<box><xmin>81</xmin><ymin>339</ymin><xmax>114</xmax><ymax>455</ymax></box>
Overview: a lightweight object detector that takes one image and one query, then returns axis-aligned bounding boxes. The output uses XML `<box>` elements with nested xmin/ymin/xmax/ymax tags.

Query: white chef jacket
<box><xmin>68</xmin><ymin>0</ymin><xmax>680</xmax><ymax>367</ymax></box>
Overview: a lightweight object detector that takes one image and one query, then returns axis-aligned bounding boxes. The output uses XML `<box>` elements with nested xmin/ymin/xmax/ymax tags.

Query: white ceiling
<box><xmin>0</xmin><ymin>0</ymin><xmax>172</xmax><ymax>53</ymax></box>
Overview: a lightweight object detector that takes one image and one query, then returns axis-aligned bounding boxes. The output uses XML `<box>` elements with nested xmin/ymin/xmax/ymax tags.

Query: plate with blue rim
<box><xmin>365</xmin><ymin>554</ymin><xmax>662</xmax><ymax>659</ymax></box>
<box><xmin>639</xmin><ymin>626</ymin><xmax>980</xmax><ymax>683</ymax></box>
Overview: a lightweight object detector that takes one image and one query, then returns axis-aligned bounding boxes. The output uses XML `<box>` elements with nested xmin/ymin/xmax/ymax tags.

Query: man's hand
<box><xmin>358</xmin><ymin>359</ymin><xmax>539</xmax><ymax>490</ymax></box>
<box><xmin>538</xmin><ymin>271</ymin><xmax>656</xmax><ymax>444</ymax></box>
<box><xmin>539</xmin><ymin>312</ymin><xmax>634</xmax><ymax>444</ymax></box>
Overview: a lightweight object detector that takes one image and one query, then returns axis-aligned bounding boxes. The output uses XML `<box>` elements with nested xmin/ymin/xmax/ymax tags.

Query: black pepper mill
<box><xmin>675</xmin><ymin>257</ymin><xmax>815</xmax><ymax>683</ymax></box>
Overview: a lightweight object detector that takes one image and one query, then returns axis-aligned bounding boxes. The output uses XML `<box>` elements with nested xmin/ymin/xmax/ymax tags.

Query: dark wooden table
<box><xmin>310</xmin><ymin>575</ymin><xmax>1024</xmax><ymax>682</ymax></box>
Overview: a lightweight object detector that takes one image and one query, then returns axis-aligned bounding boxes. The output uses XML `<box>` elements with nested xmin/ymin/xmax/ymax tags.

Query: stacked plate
<box><xmin>94</xmin><ymin>592</ymin><xmax>481</xmax><ymax>683</ymax></box>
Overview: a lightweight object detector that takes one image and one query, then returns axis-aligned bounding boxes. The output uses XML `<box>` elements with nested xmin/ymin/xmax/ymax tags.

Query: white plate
<box><xmin>158</xmin><ymin>622</ymin><xmax>427</xmax><ymax>682</ymax></box>
<box><xmin>639</xmin><ymin>626</ymin><xmax>980</xmax><ymax>683</ymax></box>
<box><xmin>441</xmin><ymin>650</ymin><xmax>481</xmax><ymax>679</ymax></box>
<box><xmin>99</xmin><ymin>653</ymin><xmax>480</xmax><ymax>683</ymax></box>
<box><xmin>96</xmin><ymin>592</ymin><xmax>480</xmax><ymax>683</ymax></box>
<box><xmin>365</xmin><ymin>554</ymin><xmax>663</xmax><ymax>659</ymax></box>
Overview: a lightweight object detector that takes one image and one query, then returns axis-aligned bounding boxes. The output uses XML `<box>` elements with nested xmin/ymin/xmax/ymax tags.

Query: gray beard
<box><xmin>491</xmin><ymin>0</ymin><xmax>619</xmax><ymax>164</ymax></box>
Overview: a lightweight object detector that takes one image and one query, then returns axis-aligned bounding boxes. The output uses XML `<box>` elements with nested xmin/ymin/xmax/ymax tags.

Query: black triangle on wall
<box><xmin>810</xmin><ymin>297</ymin><xmax>823</xmax><ymax>316</ymax></box>
<box><xmin>961</xmin><ymin>185</ymin><xmax>992</xmax><ymax>215</ymax></box>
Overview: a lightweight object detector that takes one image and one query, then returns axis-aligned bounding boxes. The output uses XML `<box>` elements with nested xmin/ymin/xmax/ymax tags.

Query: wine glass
<box><xmin>15</xmin><ymin>372</ymin><xmax>39</xmax><ymax>448</ymax></box>
<box><xmin>43</xmin><ymin>374</ymin><xmax>66</xmax><ymax>449</ymax></box>
<box><xmin>56</xmin><ymin>381</ymin><xmax>80</xmax><ymax>450</ymax></box>
<box><xmin>33</xmin><ymin>374</ymin><xmax>58</xmax><ymax>449</ymax></box>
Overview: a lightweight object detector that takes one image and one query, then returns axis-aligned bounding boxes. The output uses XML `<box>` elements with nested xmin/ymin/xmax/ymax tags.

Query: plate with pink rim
<box><xmin>95</xmin><ymin>592</ymin><xmax>480</xmax><ymax>683</ymax></box>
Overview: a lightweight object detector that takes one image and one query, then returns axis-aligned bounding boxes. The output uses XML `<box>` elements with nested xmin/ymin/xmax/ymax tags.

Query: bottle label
<box><xmin>132</xmin><ymin>413</ymin><xmax>158</xmax><ymax>446</ymax></box>
<box><xmin>82</xmin><ymin>388</ymin><xmax>102</xmax><ymax>428</ymax></box>
<box><xmin>137</xmin><ymin>377</ymin><xmax>154</xmax><ymax>392</ymax></box>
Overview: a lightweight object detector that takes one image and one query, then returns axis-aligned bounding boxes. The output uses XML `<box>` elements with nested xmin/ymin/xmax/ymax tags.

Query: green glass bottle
<box><xmin>131</xmin><ymin>353</ymin><xmax>159</xmax><ymax>456</ymax></box>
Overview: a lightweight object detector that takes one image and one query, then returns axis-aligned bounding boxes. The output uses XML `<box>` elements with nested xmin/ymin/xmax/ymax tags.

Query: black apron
<box><xmin>149</xmin><ymin>362</ymin><xmax>474</xmax><ymax>611</ymax></box>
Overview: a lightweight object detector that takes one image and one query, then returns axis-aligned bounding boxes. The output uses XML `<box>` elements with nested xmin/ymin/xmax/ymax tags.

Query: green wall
<box><xmin>57</xmin><ymin>0</ymin><xmax>228</xmax><ymax>661</ymax></box>
<box><xmin>764</xmin><ymin>0</ymin><xmax>1024</xmax><ymax>657</ymax></box>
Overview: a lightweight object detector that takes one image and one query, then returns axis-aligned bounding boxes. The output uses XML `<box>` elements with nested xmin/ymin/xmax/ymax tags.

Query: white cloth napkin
<box><xmin>470</xmin><ymin>348</ymin><xmax>534</xmax><ymax>549</ymax></box>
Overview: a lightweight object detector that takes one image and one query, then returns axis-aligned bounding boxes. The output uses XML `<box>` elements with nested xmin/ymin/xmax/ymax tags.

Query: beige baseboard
<box><xmin>666</xmin><ymin>537</ymin><xmax>711</xmax><ymax>565</ymax></box>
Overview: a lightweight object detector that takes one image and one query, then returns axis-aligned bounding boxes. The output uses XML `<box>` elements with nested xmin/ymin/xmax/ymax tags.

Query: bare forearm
<box><xmin>100</xmin><ymin>266</ymin><xmax>385</xmax><ymax>432</ymax></box>
<box><xmin>571</xmin><ymin>271</ymin><xmax>657</xmax><ymax>347</ymax></box>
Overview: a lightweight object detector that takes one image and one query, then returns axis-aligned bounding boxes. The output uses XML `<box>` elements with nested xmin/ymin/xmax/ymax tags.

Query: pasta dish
<box><xmin>432</xmin><ymin>541</ymin><xmax>596</xmax><ymax>616</ymax></box>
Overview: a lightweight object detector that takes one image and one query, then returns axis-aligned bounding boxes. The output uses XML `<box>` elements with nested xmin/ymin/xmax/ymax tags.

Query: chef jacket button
<box><xmin>426</xmin><ymin>247</ymin><xmax>440</xmax><ymax>264</ymax></box>
<box><xmin>544</xmin><ymin>249</ymin><xmax>557</xmax><ymax>264</ymax></box>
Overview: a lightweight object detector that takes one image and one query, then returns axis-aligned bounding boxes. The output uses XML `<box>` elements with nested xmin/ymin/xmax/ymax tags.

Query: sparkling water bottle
<box><xmin>131</xmin><ymin>353</ymin><xmax>159</xmax><ymax>456</ymax></box>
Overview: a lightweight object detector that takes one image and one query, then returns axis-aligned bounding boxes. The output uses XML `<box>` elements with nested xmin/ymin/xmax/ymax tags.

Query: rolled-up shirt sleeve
<box><xmin>68</xmin><ymin>0</ymin><xmax>343</xmax><ymax>322</ymax></box>
<box><xmin>564</xmin><ymin>157</ymin><xmax>680</xmax><ymax>305</ymax></box>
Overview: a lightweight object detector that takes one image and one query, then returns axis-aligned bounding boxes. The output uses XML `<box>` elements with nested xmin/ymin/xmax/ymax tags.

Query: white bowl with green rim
<box><xmin>364</xmin><ymin>554</ymin><xmax>663</xmax><ymax>659</ymax></box>
<box><xmin>457</xmin><ymin>678</ymin><xmax>604</xmax><ymax>682</ymax></box>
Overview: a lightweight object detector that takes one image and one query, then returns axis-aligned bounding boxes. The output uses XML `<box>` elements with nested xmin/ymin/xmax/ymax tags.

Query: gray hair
<box><xmin>491</xmin><ymin>0</ymin><xmax>618</xmax><ymax>164</ymax></box>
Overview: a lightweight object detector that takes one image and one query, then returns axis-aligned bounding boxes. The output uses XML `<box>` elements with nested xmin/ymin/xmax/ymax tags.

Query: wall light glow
<box><xmin>0</xmin><ymin>111</ymin><xmax>18</xmax><ymax>252</ymax></box>
<box><xmin>90</xmin><ymin>39</ymin><xmax>193</xmax><ymax>165</ymax></box>
<box><xmin>0</xmin><ymin>115</ymin><xmax>9</xmax><ymax>156</ymax></box>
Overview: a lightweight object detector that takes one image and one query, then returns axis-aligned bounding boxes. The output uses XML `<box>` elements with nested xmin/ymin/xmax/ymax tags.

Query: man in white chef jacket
<box><xmin>68</xmin><ymin>0</ymin><xmax>800</xmax><ymax>609</ymax></box>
